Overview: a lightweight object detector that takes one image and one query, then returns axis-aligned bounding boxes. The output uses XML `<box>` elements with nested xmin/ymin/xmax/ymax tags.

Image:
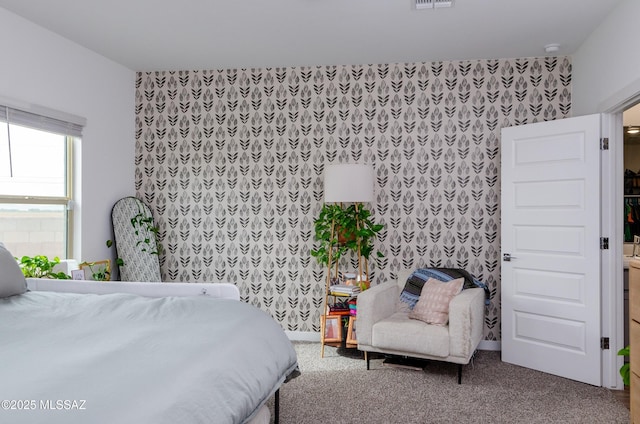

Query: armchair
<box><xmin>357</xmin><ymin>269</ymin><xmax>485</xmax><ymax>383</ymax></box>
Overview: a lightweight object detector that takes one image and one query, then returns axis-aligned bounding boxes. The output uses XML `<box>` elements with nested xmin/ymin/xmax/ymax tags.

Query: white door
<box><xmin>501</xmin><ymin>114</ymin><xmax>602</xmax><ymax>386</ymax></box>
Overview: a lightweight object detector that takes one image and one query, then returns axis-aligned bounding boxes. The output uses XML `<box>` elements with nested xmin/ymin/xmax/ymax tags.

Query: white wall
<box><xmin>572</xmin><ymin>0</ymin><xmax>640</xmax><ymax>115</ymax></box>
<box><xmin>0</xmin><ymin>8</ymin><xmax>135</xmax><ymax>265</ymax></box>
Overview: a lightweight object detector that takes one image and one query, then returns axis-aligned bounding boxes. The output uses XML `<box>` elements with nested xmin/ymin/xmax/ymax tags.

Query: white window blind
<box><xmin>0</xmin><ymin>105</ymin><xmax>84</xmax><ymax>137</ymax></box>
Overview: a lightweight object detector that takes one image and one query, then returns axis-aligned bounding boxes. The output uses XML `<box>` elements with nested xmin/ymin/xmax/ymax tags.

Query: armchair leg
<box><xmin>365</xmin><ymin>351</ymin><xmax>370</xmax><ymax>370</ymax></box>
<box><xmin>457</xmin><ymin>364</ymin><xmax>462</xmax><ymax>384</ymax></box>
<box><xmin>274</xmin><ymin>389</ymin><xmax>280</xmax><ymax>424</ymax></box>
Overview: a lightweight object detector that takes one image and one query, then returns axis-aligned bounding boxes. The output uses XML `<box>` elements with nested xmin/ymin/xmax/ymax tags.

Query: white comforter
<box><xmin>0</xmin><ymin>291</ymin><xmax>299</xmax><ymax>424</ymax></box>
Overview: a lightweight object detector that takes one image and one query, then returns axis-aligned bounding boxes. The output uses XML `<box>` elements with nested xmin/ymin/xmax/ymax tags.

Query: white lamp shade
<box><xmin>324</xmin><ymin>164</ymin><xmax>374</xmax><ymax>203</ymax></box>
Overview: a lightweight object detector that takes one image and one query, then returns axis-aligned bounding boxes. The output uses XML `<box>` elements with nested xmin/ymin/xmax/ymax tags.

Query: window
<box><xmin>0</xmin><ymin>104</ymin><xmax>83</xmax><ymax>259</ymax></box>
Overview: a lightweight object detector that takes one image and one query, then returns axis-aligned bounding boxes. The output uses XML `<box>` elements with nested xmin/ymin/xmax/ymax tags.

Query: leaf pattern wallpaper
<box><xmin>135</xmin><ymin>56</ymin><xmax>571</xmax><ymax>341</ymax></box>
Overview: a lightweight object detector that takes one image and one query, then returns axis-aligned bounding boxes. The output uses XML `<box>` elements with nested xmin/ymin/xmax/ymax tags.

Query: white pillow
<box><xmin>0</xmin><ymin>242</ymin><xmax>27</xmax><ymax>298</ymax></box>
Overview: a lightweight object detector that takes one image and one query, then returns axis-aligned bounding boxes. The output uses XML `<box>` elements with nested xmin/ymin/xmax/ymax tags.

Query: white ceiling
<box><xmin>0</xmin><ymin>0</ymin><xmax>625</xmax><ymax>72</ymax></box>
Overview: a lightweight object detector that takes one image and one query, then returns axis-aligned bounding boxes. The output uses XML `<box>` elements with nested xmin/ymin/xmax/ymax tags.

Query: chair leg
<box><xmin>274</xmin><ymin>389</ymin><xmax>280</xmax><ymax>424</ymax></box>
<box><xmin>365</xmin><ymin>351</ymin><xmax>370</xmax><ymax>370</ymax></box>
<box><xmin>457</xmin><ymin>364</ymin><xmax>462</xmax><ymax>384</ymax></box>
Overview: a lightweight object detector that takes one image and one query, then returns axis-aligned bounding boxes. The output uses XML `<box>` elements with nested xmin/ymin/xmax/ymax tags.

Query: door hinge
<box><xmin>600</xmin><ymin>138</ymin><xmax>609</xmax><ymax>150</ymax></box>
<box><xmin>601</xmin><ymin>337</ymin><xmax>610</xmax><ymax>350</ymax></box>
<box><xmin>600</xmin><ymin>237</ymin><xmax>609</xmax><ymax>250</ymax></box>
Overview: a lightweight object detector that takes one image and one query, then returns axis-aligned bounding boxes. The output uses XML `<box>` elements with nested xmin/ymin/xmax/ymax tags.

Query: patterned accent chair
<box><xmin>356</xmin><ymin>269</ymin><xmax>485</xmax><ymax>383</ymax></box>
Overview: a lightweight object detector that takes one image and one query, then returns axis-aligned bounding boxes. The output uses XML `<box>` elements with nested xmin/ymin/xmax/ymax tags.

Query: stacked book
<box><xmin>348</xmin><ymin>299</ymin><xmax>357</xmax><ymax>316</ymax></box>
<box><xmin>328</xmin><ymin>305</ymin><xmax>350</xmax><ymax>316</ymax></box>
<box><xmin>330</xmin><ymin>284</ymin><xmax>361</xmax><ymax>296</ymax></box>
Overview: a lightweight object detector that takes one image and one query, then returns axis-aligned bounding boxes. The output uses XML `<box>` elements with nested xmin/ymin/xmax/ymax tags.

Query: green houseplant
<box><xmin>106</xmin><ymin>201</ymin><xmax>162</xmax><ymax>268</ymax></box>
<box><xmin>310</xmin><ymin>203</ymin><xmax>384</xmax><ymax>269</ymax></box>
<box><xmin>16</xmin><ymin>255</ymin><xmax>71</xmax><ymax>279</ymax></box>
<box><xmin>619</xmin><ymin>345</ymin><xmax>630</xmax><ymax>386</ymax></box>
<box><xmin>80</xmin><ymin>261</ymin><xmax>111</xmax><ymax>281</ymax></box>
<box><xmin>129</xmin><ymin>208</ymin><xmax>162</xmax><ymax>256</ymax></box>
<box><xmin>105</xmin><ymin>239</ymin><xmax>125</xmax><ymax>267</ymax></box>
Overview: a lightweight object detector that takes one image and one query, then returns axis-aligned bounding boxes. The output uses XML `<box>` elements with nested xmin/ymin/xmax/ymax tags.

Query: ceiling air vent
<box><xmin>416</xmin><ymin>0</ymin><xmax>453</xmax><ymax>9</ymax></box>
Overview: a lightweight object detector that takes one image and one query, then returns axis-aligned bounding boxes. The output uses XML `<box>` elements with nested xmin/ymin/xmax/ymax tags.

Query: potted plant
<box><xmin>79</xmin><ymin>261</ymin><xmax>111</xmax><ymax>281</ymax></box>
<box><xmin>16</xmin><ymin>255</ymin><xmax>71</xmax><ymax>279</ymax></box>
<box><xmin>619</xmin><ymin>345</ymin><xmax>630</xmax><ymax>386</ymax></box>
<box><xmin>310</xmin><ymin>203</ymin><xmax>384</xmax><ymax>273</ymax></box>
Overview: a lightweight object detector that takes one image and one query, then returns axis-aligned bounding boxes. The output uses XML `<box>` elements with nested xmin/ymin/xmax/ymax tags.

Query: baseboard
<box><xmin>286</xmin><ymin>331</ymin><xmax>502</xmax><ymax>351</ymax></box>
<box><xmin>478</xmin><ymin>340</ymin><xmax>501</xmax><ymax>351</ymax></box>
<box><xmin>285</xmin><ymin>331</ymin><xmax>320</xmax><ymax>342</ymax></box>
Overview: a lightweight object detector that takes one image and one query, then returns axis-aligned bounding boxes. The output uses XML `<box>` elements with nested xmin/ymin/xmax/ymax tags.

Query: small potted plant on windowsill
<box><xmin>16</xmin><ymin>255</ymin><xmax>71</xmax><ymax>279</ymax></box>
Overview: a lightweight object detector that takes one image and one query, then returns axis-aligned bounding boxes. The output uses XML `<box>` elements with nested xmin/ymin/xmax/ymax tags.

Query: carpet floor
<box><xmin>271</xmin><ymin>342</ymin><xmax>629</xmax><ymax>424</ymax></box>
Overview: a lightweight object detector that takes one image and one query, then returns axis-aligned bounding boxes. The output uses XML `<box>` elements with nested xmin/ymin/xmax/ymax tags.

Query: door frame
<box><xmin>602</xmin><ymin>89</ymin><xmax>640</xmax><ymax>389</ymax></box>
<box><xmin>601</xmin><ymin>112</ymin><xmax>623</xmax><ymax>389</ymax></box>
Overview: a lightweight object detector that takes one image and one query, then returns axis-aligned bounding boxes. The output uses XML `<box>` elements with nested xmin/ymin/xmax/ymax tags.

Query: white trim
<box><xmin>591</xmin><ymin>79</ymin><xmax>640</xmax><ymax>390</ymax></box>
<box><xmin>285</xmin><ymin>331</ymin><xmax>320</xmax><ymax>342</ymax></box>
<box><xmin>593</xmin><ymin>81</ymin><xmax>640</xmax><ymax>390</ymax></box>
<box><xmin>478</xmin><ymin>340</ymin><xmax>501</xmax><ymax>351</ymax></box>
<box><xmin>285</xmin><ymin>331</ymin><xmax>503</xmax><ymax>352</ymax></box>
<box><xmin>600</xmin><ymin>113</ymin><xmax>623</xmax><ymax>389</ymax></box>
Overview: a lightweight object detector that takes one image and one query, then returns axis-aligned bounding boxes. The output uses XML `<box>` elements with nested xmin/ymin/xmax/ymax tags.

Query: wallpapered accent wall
<box><xmin>135</xmin><ymin>56</ymin><xmax>571</xmax><ymax>341</ymax></box>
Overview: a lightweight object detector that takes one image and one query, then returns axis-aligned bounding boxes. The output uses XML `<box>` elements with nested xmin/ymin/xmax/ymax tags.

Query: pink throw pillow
<box><xmin>408</xmin><ymin>277</ymin><xmax>464</xmax><ymax>325</ymax></box>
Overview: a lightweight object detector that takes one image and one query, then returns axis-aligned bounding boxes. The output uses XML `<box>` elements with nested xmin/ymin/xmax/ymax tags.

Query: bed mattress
<box><xmin>0</xmin><ymin>291</ymin><xmax>299</xmax><ymax>424</ymax></box>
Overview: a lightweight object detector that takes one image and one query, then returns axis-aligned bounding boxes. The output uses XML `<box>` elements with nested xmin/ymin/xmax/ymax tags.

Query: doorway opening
<box><xmin>622</xmin><ymin>103</ymin><xmax>640</xmax><ymax>358</ymax></box>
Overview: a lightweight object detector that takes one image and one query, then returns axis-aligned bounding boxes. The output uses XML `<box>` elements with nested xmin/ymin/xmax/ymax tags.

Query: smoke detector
<box><xmin>544</xmin><ymin>43</ymin><xmax>560</xmax><ymax>53</ymax></box>
<box><xmin>416</xmin><ymin>0</ymin><xmax>453</xmax><ymax>9</ymax></box>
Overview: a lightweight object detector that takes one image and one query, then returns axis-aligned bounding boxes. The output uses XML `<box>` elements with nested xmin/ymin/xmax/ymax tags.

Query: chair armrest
<box><xmin>356</xmin><ymin>281</ymin><xmax>399</xmax><ymax>346</ymax></box>
<box><xmin>448</xmin><ymin>287</ymin><xmax>485</xmax><ymax>359</ymax></box>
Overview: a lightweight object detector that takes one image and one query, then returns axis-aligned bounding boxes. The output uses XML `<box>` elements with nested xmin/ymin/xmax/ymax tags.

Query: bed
<box><xmin>0</xmin><ymin>245</ymin><xmax>299</xmax><ymax>424</ymax></box>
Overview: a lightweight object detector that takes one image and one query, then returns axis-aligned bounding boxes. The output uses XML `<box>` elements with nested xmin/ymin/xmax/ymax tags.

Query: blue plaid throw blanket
<box><xmin>399</xmin><ymin>268</ymin><xmax>490</xmax><ymax>309</ymax></box>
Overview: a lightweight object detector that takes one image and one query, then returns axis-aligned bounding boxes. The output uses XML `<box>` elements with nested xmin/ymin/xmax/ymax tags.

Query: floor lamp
<box><xmin>321</xmin><ymin>164</ymin><xmax>374</xmax><ymax>357</ymax></box>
